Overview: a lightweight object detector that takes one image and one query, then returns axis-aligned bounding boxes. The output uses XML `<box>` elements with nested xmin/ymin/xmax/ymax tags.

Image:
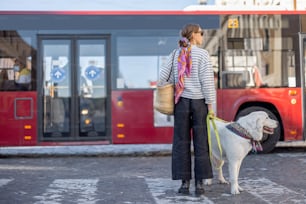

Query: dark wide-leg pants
<box><xmin>172</xmin><ymin>97</ymin><xmax>213</xmax><ymax>181</ymax></box>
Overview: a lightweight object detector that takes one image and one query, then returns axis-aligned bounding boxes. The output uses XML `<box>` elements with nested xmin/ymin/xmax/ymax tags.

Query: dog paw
<box><xmin>231</xmin><ymin>184</ymin><xmax>241</xmax><ymax>195</ymax></box>
<box><xmin>231</xmin><ymin>188</ymin><xmax>241</xmax><ymax>195</ymax></box>
<box><xmin>204</xmin><ymin>179</ymin><xmax>212</xmax><ymax>185</ymax></box>
<box><xmin>238</xmin><ymin>185</ymin><xmax>244</xmax><ymax>192</ymax></box>
<box><xmin>218</xmin><ymin>179</ymin><xmax>229</xmax><ymax>185</ymax></box>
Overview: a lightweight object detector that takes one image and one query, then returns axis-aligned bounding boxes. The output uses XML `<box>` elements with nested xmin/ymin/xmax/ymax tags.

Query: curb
<box><xmin>0</xmin><ymin>144</ymin><xmax>172</xmax><ymax>157</ymax></box>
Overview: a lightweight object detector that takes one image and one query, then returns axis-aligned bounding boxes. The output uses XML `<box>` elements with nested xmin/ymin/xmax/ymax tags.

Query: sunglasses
<box><xmin>195</xmin><ymin>31</ymin><xmax>204</xmax><ymax>36</ymax></box>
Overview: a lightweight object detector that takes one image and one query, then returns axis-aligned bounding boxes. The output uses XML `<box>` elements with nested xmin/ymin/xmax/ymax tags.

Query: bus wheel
<box><xmin>235</xmin><ymin>106</ymin><xmax>281</xmax><ymax>154</ymax></box>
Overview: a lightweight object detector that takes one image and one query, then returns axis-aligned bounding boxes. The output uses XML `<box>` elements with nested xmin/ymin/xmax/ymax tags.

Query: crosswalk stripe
<box><xmin>0</xmin><ymin>177</ymin><xmax>305</xmax><ymax>203</ymax></box>
<box><xmin>240</xmin><ymin>177</ymin><xmax>306</xmax><ymax>204</ymax></box>
<box><xmin>146</xmin><ymin>178</ymin><xmax>214</xmax><ymax>204</ymax></box>
<box><xmin>33</xmin><ymin>179</ymin><xmax>99</xmax><ymax>204</ymax></box>
<box><xmin>0</xmin><ymin>179</ymin><xmax>13</xmax><ymax>187</ymax></box>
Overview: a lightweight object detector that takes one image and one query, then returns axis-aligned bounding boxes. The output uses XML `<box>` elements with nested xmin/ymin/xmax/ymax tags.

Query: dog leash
<box><xmin>206</xmin><ymin>113</ymin><xmax>224</xmax><ymax>169</ymax></box>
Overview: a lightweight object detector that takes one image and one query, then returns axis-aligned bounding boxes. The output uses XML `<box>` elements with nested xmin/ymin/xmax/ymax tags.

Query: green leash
<box><xmin>207</xmin><ymin>113</ymin><xmax>224</xmax><ymax>168</ymax></box>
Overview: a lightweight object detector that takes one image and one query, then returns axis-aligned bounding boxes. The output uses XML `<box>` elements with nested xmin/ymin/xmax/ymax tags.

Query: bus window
<box><xmin>224</xmin><ymin>37</ymin><xmax>295</xmax><ymax>88</ymax></box>
<box><xmin>116</xmin><ymin>35</ymin><xmax>177</xmax><ymax>89</ymax></box>
<box><xmin>0</xmin><ymin>31</ymin><xmax>35</xmax><ymax>91</ymax></box>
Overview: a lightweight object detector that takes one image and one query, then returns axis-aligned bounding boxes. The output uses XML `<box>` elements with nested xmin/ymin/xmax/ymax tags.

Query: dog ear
<box><xmin>256</xmin><ymin>117</ymin><xmax>264</xmax><ymax>130</ymax></box>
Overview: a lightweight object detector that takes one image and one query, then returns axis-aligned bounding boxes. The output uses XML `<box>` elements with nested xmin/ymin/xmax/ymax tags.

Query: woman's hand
<box><xmin>208</xmin><ymin>110</ymin><xmax>215</xmax><ymax>119</ymax></box>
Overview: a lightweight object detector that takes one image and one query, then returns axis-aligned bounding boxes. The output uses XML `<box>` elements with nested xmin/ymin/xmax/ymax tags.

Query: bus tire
<box><xmin>235</xmin><ymin>106</ymin><xmax>281</xmax><ymax>154</ymax></box>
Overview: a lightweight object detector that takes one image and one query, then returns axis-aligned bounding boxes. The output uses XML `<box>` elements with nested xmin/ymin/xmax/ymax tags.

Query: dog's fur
<box><xmin>205</xmin><ymin>111</ymin><xmax>278</xmax><ymax>194</ymax></box>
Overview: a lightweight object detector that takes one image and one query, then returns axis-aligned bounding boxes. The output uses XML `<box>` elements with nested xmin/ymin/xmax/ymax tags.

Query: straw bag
<box><xmin>154</xmin><ymin>50</ymin><xmax>176</xmax><ymax>115</ymax></box>
<box><xmin>154</xmin><ymin>82</ymin><xmax>174</xmax><ymax>115</ymax></box>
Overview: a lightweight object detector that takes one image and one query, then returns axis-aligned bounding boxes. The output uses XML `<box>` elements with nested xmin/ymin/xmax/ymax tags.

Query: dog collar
<box><xmin>226</xmin><ymin>122</ymin><xmax>263</xmax><ymax>152</ymax></box>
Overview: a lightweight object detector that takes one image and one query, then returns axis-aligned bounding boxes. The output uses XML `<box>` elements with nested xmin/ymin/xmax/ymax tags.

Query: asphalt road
<box><xmin>0</xmin><ymin>148</ymin><xmax>306</xmax><ymax>203</ymax></box>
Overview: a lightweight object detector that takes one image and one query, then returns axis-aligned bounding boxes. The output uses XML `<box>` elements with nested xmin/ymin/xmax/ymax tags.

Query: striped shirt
<box><xmin>159</xmin><ymin>45</ymin><xmax>216</xmax><ymax>104</ymax></box>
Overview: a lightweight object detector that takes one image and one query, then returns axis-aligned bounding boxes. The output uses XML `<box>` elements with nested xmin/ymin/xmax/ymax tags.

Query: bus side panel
<box><xmin>111</xmin><ymin>90</ymin><xmax>173</xmax><ymax>144</ymax></box>
<box><xmin>216</xmin><ymin>89</ymin><xmax>246</xmax><ymax>121</ymax></box>
<box><xmin>0</xmin><ymin>92</ymin><xmax>37</xmax><ymax>146</ymax></box>
<box><xmin>217</xmin><ymin>88</ymin><xmax>303</xmax><ymax>141</ymax></box>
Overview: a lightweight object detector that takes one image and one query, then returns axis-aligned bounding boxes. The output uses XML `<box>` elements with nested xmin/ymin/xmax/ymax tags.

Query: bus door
<box><xmin>301</xmin><ymin>34</ymin><xmax>306</xmax><ymax>140</ymax></box>
<box><xmin>39</xmin><ymin>36</ymin><xmax>110</xmax><ymax>141</ymax></box>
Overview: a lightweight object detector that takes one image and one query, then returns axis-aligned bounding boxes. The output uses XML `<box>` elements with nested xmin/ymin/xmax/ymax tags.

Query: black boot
<box><xmin>178</xmin><ymin>180</ymin><xmax>190</xmax><ymax>195</ymax></box>
<box><xmin>195</xmin><ymin>180</ymin><xmax>205</xmax><ymax>196</ymax></box>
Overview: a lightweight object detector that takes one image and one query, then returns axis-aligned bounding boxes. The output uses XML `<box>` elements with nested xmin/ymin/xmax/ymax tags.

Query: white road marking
<box><xmin>240</xmin><ymin>177</ymin><xmax>306</xmax><ymax>204</ymax></box>
<box><xmin>146</xmin><ymin>178</ymin><xmax>214</xmax><ymax>204</ymax></box>
<box><xmin>33</xmin><ymin>179</ymin><xmax>99</xmax><ymax>204</ymax></box>
<box><xmin>0</xmin><ymin>179</ymin><xmax>13</xmax><ymax>187</ymax></box>
<box><xmin>1</xmin><ymin>177</ymin><xmax>305</xmax><ymax>203</ymax></box>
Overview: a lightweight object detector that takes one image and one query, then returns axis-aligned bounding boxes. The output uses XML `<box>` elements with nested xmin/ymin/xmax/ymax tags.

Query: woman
<box><xmin>159</xmin><ymin>24</ymin><xmax>216</xmax><ymax>195</ymax></box>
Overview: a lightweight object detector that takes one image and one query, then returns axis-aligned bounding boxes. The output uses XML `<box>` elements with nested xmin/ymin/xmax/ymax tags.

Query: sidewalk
<box><xmin>0</xmin><ymin>144</ymin><xmax>172</xmax><ymax>157</ymax></box>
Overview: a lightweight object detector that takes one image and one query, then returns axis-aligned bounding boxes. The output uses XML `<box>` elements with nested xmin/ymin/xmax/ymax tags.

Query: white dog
<box><xmin>205</xmin><ymin>111</ymin><xmax>278</xmax><ymax>195</ymax></box>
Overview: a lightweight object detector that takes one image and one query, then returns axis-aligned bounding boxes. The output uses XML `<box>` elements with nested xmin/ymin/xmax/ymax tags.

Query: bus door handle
<box><xmin>14</xmin><ymin>97</ymin><xmax>33</xmax><ymax>120</ymax></box>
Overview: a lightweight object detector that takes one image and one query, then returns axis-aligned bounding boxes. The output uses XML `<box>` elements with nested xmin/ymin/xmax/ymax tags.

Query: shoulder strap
<box><xmin>167</xmin><ymin>49</ymin><xmax>177</xmax><ymax>82</ymax></box>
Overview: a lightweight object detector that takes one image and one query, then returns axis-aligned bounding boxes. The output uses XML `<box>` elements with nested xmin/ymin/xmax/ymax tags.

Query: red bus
<box><xmin>0</xmin><ymin>8</ymin><xmax>306</xmax><ymax>152</ymax></box>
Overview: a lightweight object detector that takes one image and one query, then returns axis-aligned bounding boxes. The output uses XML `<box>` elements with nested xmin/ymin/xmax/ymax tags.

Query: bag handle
<box><xmin>166</xmin><ymin>49</ymin><xmax>177</xmax><ymax>82</ymax></box>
